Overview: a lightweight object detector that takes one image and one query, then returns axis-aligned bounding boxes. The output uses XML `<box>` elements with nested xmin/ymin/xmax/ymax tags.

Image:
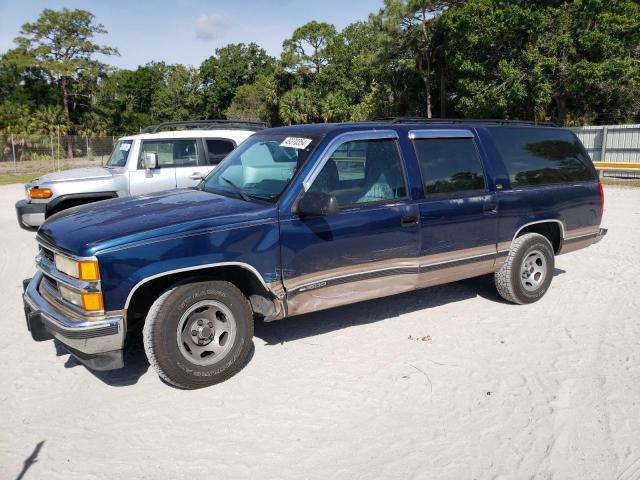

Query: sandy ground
<box><xmin>1</xmin><ymin>183</ymin><xmax>639</xmax><ymax>480</ymax></box>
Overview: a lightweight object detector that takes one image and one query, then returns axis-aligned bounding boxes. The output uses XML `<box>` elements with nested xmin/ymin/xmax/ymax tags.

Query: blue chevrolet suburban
<box><xmin>22</xmin><ymin>119</ymin><xmax>607</xmax><ymax>388</ymax></box>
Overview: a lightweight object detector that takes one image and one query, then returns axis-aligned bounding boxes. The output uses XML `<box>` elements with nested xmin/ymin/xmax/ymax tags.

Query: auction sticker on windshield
<box><xmin>119</xmin><ymin>143</ymin><xmax>131</xmax><ymax>151</ymax></box>
<box><xmin>280</xmin><ymin>137</ymin><xmax>312</xmax><ymax>150</ymax></box>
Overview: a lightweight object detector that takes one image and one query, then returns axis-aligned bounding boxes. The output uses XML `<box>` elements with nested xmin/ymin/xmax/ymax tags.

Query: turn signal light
<box><xmin>29</xmin><ymin>187</ymin><xmax>52</xmax><ymax>199</ymax></box>
<box><xmin>79</xmin><ymin>261</ymin><xmax>101</xmax><ymax>281</ymax></box>
<box><xmin>81</xmin><ymin>292</ymin><xmax>104</xmax><ymax>312</ymax></box>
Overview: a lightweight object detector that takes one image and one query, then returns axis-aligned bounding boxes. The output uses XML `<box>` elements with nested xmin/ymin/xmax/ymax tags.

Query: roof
<box><xmin>258</xmin><ymin>119</ymin><xmax>558</xmax><ymax>137</ymax></box>
<box><xmin>119</xmin><ymin>129</ymin><xmax>257</xmax><ymax>142</ymax></box>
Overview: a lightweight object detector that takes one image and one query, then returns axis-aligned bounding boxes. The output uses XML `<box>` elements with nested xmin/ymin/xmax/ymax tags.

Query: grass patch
<box><xmin>601</xmin><ymin>177</ymin><xmax>640</xmax><ymax>187</ymax></box>
<box><xmin>0</xmin><ymin>172</ymin><xmax>45</xmax><ymax>185</ymax></box>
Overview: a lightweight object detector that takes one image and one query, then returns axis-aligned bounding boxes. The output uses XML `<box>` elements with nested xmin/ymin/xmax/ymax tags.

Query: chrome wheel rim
<box><xmin>176</xmin><ymin>300</ymin><xmax>236</xmax><ymax>366</ymax></box>
<box><xmin>520</xmin><ymin>249</ymin><xmax>547</xmax><ymax>292</ymax></box>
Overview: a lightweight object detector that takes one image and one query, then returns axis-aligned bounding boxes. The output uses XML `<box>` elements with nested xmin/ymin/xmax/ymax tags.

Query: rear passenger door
<box><xmin>174</xmin><ymin>138</ymin><xmax>209</xmax><ymax>188</ymax></box>
<box><xmin>175</xmin><ymin>138</ymin><xmax>237</xmax><ymax>188</ymax></box>
<box><xmin>410</xmin><ymin>129</ymin><xmax>498</xmax><ymax>286</ymax></box>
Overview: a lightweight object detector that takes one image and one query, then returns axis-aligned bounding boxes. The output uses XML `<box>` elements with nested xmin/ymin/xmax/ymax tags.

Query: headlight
<box><xmin>54</xmin><ymin>254</ymin><xmax>101</xmax><ymax>281</ymax></box>
<box><xmin>28</xmin><ymin>187</ymin><xmax>52</xmax><ymax>199</ymax></box>
<box><xmin>58</xmin><ymin>285</ymin><xmax>104</xmax><ymax>312</ymax></box>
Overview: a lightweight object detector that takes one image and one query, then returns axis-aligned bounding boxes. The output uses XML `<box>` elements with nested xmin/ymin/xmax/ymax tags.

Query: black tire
<box><xmin>494</xmin><ymin>233</ymin><xmax>555</xmax><ymax>305</ymax></box>
<box><xmin>143</xmin><ymin>281</ymin><xmax>253</xmax><ymax>389</ymax></box>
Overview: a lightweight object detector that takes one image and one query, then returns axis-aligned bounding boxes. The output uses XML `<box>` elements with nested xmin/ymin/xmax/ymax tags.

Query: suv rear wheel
<box><xmin>143</xmin><ymin>281</ymin><xmax>253</xmax><ymax>389</ymax></box>
<box><xmin>495</xmin><ymin>233</ymin><xmax>555</xmax><ymax>304</ymax></box>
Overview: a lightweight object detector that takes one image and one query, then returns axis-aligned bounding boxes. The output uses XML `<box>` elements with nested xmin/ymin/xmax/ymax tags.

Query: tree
<box><xmin>438</xmin><ymin>0</ymin><xmax>640</xmax><ymax>124</ymax></box>
<box><xmin>30</xmin><ymin>105</ymin><xmax>70</xmax><ymax>134</ymax></box>
<box><xmin>282</xmin><ymin>21</ymin><xmax>337</xmax><ymax>75</ymax></box>
<box><xmin>200</xmin><ymin>43</ymin><xmax>274</xmax><ymax>118</ymax></box>
<box><xmin>225</xmin><ymin>74</ymin><xmax>278</xmax><ymax>125</ymax></box>
<box><xmin>376</xmin><ymin>0</ymin><xmax>461</xmax><ymax>118</ymax></box>
<box><xmin>11</xmin><ymin>8</ymin><xmax>117</xmax><ymax>154</ymax></box>
<box><xmin>151</xmin><ymin>65</ymin><xmax>203</xmax><ymax>121</ymax></box>
<box><xmin>95</xmin><ymin>62</ymin><xmax>168</xmax><ymax>133</ymax></box>
<box><xmin>279</xmin><ymin>87</ymin><xmax>318</xmax><ymax>125</ymax></box>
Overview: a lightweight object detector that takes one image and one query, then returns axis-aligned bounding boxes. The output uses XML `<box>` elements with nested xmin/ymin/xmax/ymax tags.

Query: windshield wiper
<box><xmin>221</xmin><ymin>176</ymin><xmax>252</xmax><ymax>202</ymax></box>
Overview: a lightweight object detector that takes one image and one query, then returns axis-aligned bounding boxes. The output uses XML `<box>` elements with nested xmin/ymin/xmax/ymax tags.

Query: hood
<box><xmin>38</xmin><ymin>189</ymin><xmax>276</xmax><ymax>256</ymax></box>
<box><xmin>32</xmin><ymin>166</ymin><xmax>117</xmax><ymax>184</ymax></box>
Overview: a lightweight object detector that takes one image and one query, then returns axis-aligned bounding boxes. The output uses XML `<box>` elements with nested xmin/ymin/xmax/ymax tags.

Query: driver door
<box><xmin>279</xmin><ymin>134</ymin><xmax>420</xmax><ymax>316</ymax></box>
<box><xmin>129</xmin><ymin>139</ymin><xmax>188</xmax><ymax>195</ymax></box>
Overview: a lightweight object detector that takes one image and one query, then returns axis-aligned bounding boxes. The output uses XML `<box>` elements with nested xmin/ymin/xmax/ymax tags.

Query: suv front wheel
<box><xmin>143</xmin><ymin>281</ymin><xmax>253</xmax><ymax>389</ymax></box>
<box><xmin>494</xmin><ymin>233</ymin><xmax>555</xmax><ymax>304</ymax></box>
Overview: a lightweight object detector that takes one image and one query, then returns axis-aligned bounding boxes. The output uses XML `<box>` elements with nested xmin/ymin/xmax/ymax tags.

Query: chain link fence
<box><xmin>0</xmin><ymin>134</ymin><xmax>118</xmax><ymax>175</ymax></box>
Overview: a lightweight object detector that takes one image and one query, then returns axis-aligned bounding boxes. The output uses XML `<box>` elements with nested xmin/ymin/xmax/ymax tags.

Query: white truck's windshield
<box><xmin>106</xmin><ymin>140</ymin><xmax>133</xmax><ymax>167</ymax></box>
<box><xmin>202</xmin><ymin>134</ymin><xmax>319</xmax><ymax>202</ymax></box>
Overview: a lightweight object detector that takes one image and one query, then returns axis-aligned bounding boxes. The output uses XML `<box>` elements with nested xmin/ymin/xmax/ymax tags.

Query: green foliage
<box><xmin>1</xmin><ymin>3</ymin><xmax>638</xmax><ymax>136</ymax></box>
<box><xmin>10</xmin><ymin>8</ymin><xmax>118</xmax><ymax>130</ymax></box>
<box><xmin>438</xmin><ymin>0</ymin><xmax>640</xmax><ymax>124</ymax></box>
<box><xmin>150</xmin><ymin>65</ymin><xmax>203</xmax><ymax>122</ymax></box>
<box><xmin>282</xmin><ymin>21</ymin><xmax>337</xmax><ymax>75</ymax></box>
<box><xmin>200</xmin><ymin>43</ymin><xmax>275</xmax><ymax>118</ymax></box>
<box><xmin>279</xmin><ymin>87</ymin><xmax>319</xmax><ymax>125</ymax></box>
<box><xmin>225</xmin><ymin>74</ymin><xmax>278</xmax><ymax>124</ymax></box>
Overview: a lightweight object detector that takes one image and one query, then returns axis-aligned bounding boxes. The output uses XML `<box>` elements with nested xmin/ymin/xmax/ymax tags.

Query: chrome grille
<box><xmin>40</xmin><ymin>246</ymin><xmax>55</xmax><ymax>263</ymax></box>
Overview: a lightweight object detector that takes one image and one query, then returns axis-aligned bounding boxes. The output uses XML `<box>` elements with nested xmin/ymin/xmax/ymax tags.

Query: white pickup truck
<box><xmin>15</xmin><ymin>120</ymin><xmax>263</xmax><ymax>230</ymax></box>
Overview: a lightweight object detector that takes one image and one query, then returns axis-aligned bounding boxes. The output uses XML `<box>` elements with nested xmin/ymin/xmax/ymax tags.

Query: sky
<box><xmin>0</xmin><ymin>0</ymin><xmax>382</xmax><ymax>69</ymax></box>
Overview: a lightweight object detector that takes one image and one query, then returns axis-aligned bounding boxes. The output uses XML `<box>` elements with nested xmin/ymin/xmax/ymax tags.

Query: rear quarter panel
<box><xmin>476</xmin><ymin>127</ymin><xmax>602</xmax><ymax>252</ymax></box>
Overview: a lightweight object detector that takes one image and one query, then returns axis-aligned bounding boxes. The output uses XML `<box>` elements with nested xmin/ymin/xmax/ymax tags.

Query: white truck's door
<box><xmin>129</xmin><ymin>138</ymin><xmax>188</xmax><ymax>195</ymax></box>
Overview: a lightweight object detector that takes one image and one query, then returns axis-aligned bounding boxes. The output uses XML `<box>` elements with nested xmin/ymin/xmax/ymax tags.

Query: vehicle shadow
<box><xmin>53</xmin><ymin>269</ymin><xmax>567</xmax><ymax>386</ymax></box>
<box><xmin>55</xmin><ymin>335</ymin><xmax>150</xmax><ymax>387</ymax></box>
<box><xmin>254</xmin><ymin>269</ymin><xmax>566</xmax><ymax>345</ymax></box>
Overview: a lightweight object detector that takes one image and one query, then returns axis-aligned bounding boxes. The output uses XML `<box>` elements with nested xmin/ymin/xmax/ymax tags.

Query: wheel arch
<box><xmin>512</xmin><ymin>219</ymin><xmax>565</xmax><ymax>254</ymax></box>
<box><xmin>46</xmin><ymin>192</ymin><xmax>118</xmax><ymax>218</ymax></box>
<box><xmin>124</xmin><ymin>263</ymin><xmax>281</xmax><ymax>328</ymax></box>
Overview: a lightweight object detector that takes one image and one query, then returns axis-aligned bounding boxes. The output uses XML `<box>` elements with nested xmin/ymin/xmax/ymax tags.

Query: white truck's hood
<box><xmin>33</xmin><ymin>167</ymin><xmax>117</xmax><ymax>184</ymax></box>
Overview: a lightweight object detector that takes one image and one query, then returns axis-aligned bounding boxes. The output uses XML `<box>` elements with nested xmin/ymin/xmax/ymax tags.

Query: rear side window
<box><xmin>205</xmin><ymin>139</ymin><xmax>235</xmax><ymax>165</ymax></box>
<box><xmin>488</xmin><ymin>127</ymin><xmax>595</xmax><ymax>187</ymax></box>
<box><xmin>414</xmin><ymin>138</ymin><xmax>486</xmax><ymax>195</ymax></box>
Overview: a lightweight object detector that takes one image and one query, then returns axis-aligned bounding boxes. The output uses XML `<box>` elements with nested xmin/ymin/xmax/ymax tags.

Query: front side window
<box><xmin>106</xmin><ymin>140</ymin><xmax>133</xmax><ymax>167</ymax></box>
<box><xmin>202</xmin><ymin>134</ymin><xmax>319</xmax><ymax>202</ymax></box>
<box><xmin>308</xmin><ymin>139</ymin><xmax>407</xmax><ymax>206</ymax></box>
<box><xmin>138</xmin><ymin>139</ymin><xmax>199</xmax><ymax>168</ymax></box>
<box><xmin>205</xmin><ymin>139</ymin><xmax>236</xmax><ymax>165</ymax></box>
<box><xmin>487</xmin><ymin>127</ymin><xmax>596</xmax><ymax>187</ymax></box>
<box><xmin>414</xmin><ymin>138</ymin><xmax>486</xmax><ymax>195</ymax></box>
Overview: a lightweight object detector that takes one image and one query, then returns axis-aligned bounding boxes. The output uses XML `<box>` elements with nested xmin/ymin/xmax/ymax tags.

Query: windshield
<box><xmin>106</xmin><ymin>140</ymin><xmax>133</xmax><ymax>167</ymax></box>
<box><xmin>201</xmin><ymin>134</ymin><xmax>319</xmax><ymax>202</ymax></box>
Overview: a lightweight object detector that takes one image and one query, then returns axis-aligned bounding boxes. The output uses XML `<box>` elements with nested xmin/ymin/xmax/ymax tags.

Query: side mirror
<box><xmin>297</xmin><ymin>191</ymin><xmax>340</xmax><ymax>217</ymax></box>
<box><xmin>144</xmin><ymin>152</ymin><xmax>157</xmax><ymax>177</ymax></box>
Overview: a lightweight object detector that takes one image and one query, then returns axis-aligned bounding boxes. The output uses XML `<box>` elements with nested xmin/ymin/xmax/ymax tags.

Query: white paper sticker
<box><xmin>280</xmin><ymin>137</ymin><xmax>312</xmax><ymax>150</ymax></box>
<box><xmin>119</xmin><ymin>143</ymin><xmax>131</xmax><ymax>151</ymax></box>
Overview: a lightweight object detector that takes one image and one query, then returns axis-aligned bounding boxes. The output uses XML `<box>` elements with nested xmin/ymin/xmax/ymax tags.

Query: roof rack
<box><xmin>142</xmin><ymin>120</ymin><xmax>266</xmax><ymax>134</ymax></box>
<box><xmin>373</xmin><ymin>117</ymin><xmax>557</xmax><ymax>127</ymax></box>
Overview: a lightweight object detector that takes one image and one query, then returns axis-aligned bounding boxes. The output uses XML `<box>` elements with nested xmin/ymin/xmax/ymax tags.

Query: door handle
<box><xmin>189</xmin><ymin>172</ymin><xmax>204</xmax><ymax>180</ymax></box>
<box><xmin>401</xmin><ymin>215</ymin><xmax>419</xmax><ymax>227</ymax></box>
<box><xmin>483</xmin><ymin>203</ymin><xmax>498</xmax><ymax>214</ymax></box>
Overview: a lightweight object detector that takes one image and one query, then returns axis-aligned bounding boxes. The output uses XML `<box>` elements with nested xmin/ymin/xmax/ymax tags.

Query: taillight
<box><xmin>598</xmin><ymin>181</ymin><xmax>604</xmax><ymax>217</ymax></box>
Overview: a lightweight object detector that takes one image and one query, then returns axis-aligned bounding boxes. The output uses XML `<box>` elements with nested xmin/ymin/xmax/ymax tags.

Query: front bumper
<box><xmin>15</xmin><ymin>200</ymin><xmax>46</xmax><ymax>231</ymax></box>
<box><xmin>23</xmin><ymin>272</ymin><xmax>125</xmax><ymax>370</ymax></box>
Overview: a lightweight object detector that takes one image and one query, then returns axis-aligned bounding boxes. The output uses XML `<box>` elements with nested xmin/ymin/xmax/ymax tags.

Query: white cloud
<box><xmin>195</xmin><ymin>13</ymin><xmax>226</xmax><ymax>40</ymax></box>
